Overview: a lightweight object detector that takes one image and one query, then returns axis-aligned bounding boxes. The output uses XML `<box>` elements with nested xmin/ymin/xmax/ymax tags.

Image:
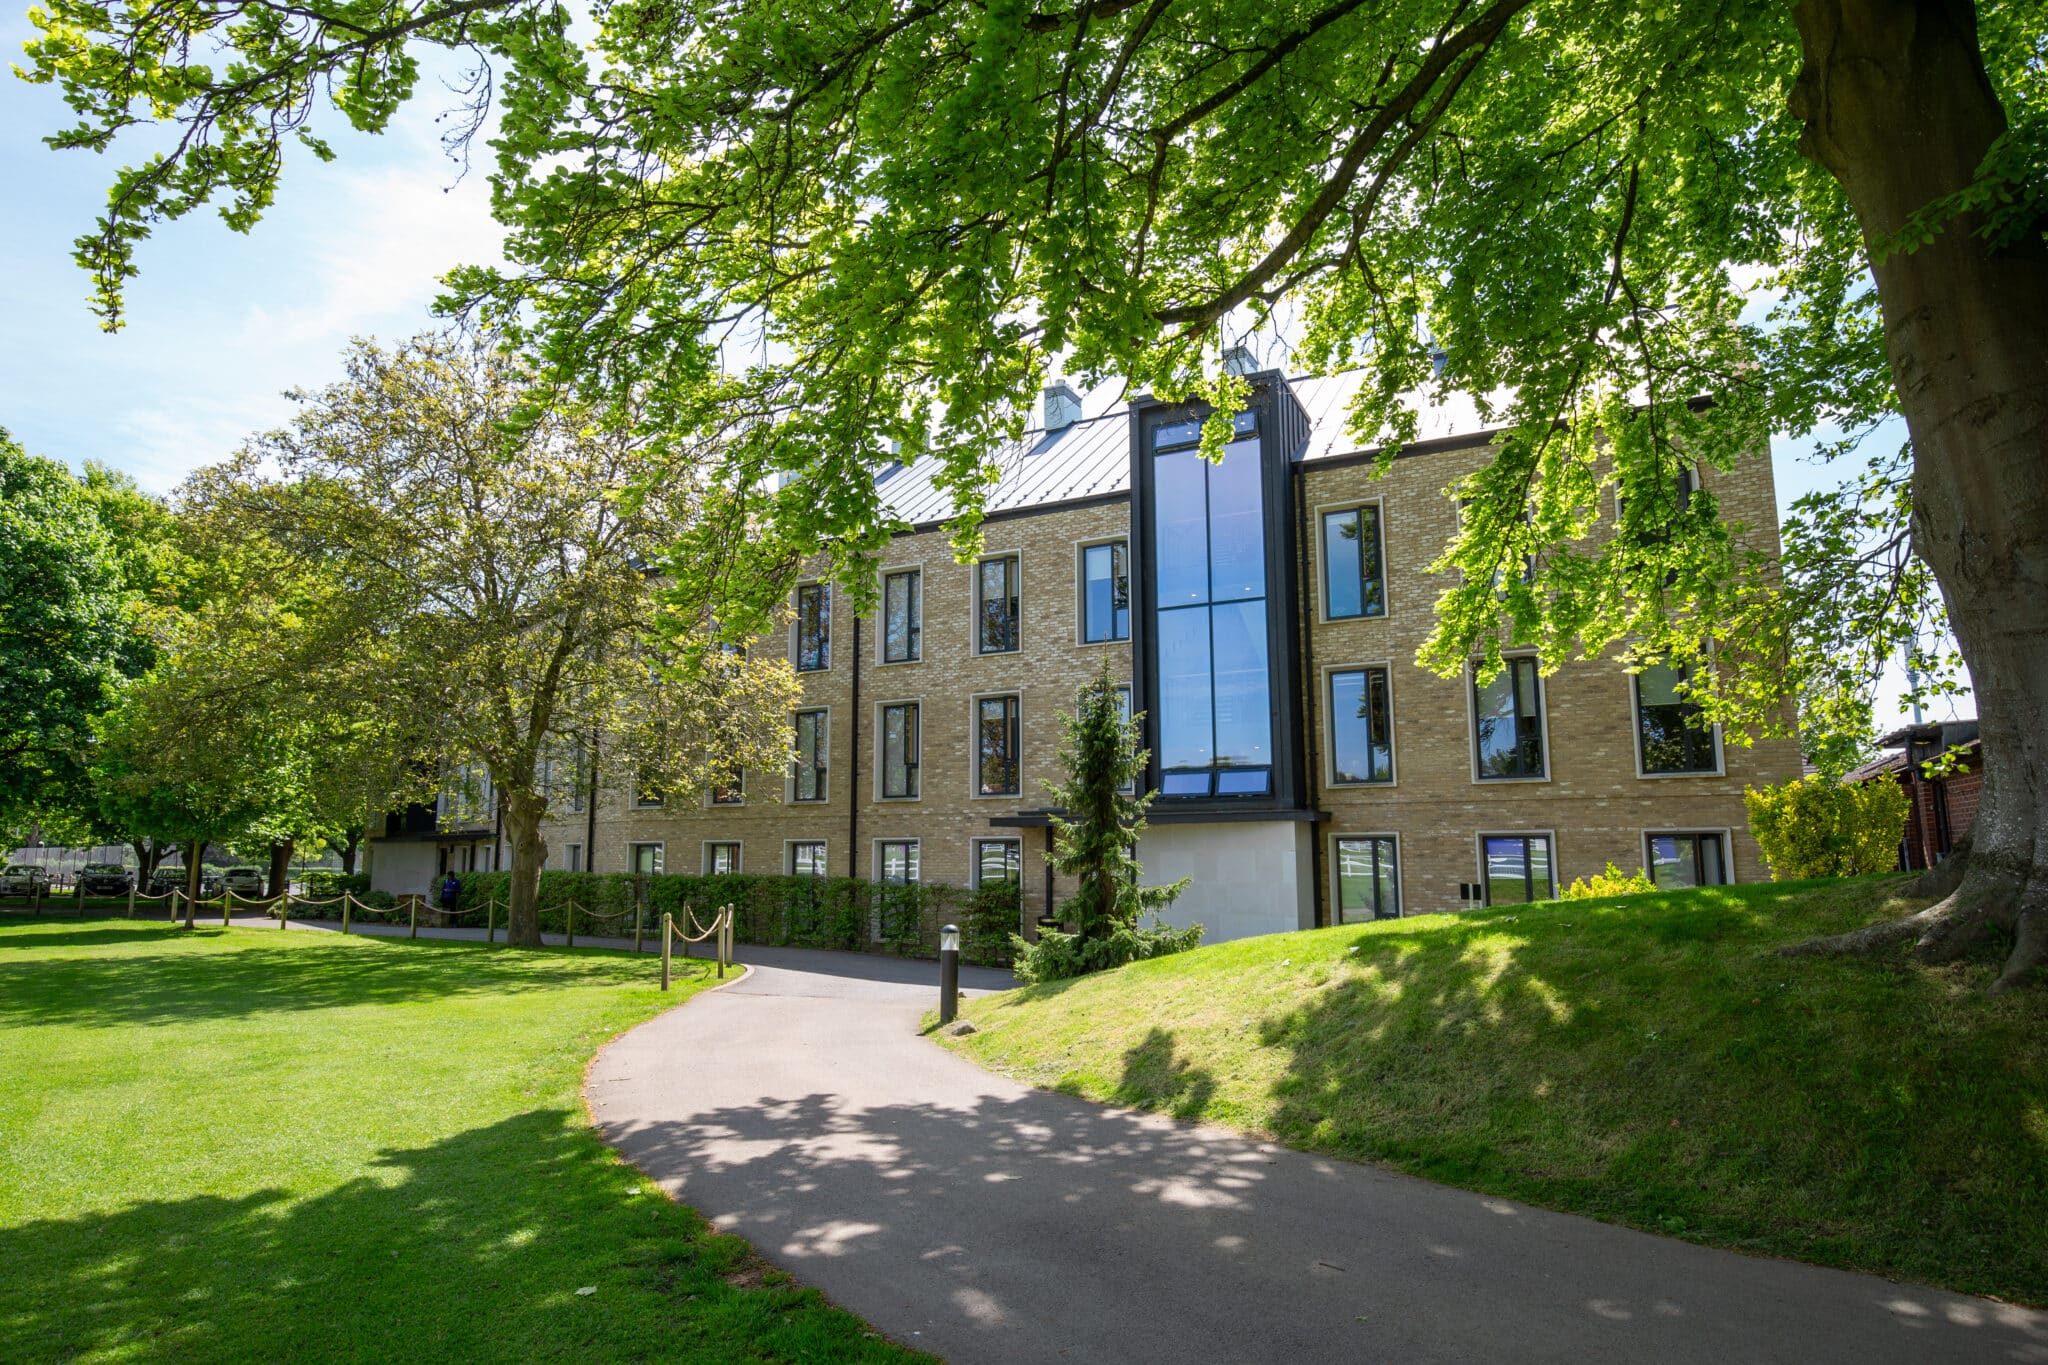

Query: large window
<box><xmin>1328</xmin><ymin>667</ymin><xmax>1394</xmax><ymax>784</ymax></box>
<box><xmin>1321</xmin><ymin>505</ymin><xmax>1386</xmax><ymax>619</ymax></box>
<box><xmin>883</xmin><ymin>569</ymin><xmax>921</xmax><ymax>663</ymax></box>
<box><xmin>881</xmin><ymin>702</ymin><xmax>920</xmax><ymax>799</ymax></box>
<box><xmin>704</xmin><ymin>842</ymin><xmax>740</xmax><ymax>875</ymax></box>
<box><xmin>1335</xmin><ymin>836</ymin><xmax>1399</xmax><ymax>922</ymax></box>
<box><xmin>1482</xmin><ymin>835</ymin><xmax>1554</xmax><ymax>905</ymax></box>
<box><xmin>629</xmin><ymin>842</ymin><xmax>664</xmax><ymax>876</ymax></box>
<box><xmin>1647</xmin><ymin>832</ymin><xmax>1729</xmax><ymax>887</ymax></box>
<box><xmin>977</xmin><ymin>556</ymin><xmax>1020</xmax><ymax>654</ymax></box>
<box><xmin>1153</xmin><ymin>412</ymin><xmax>1271</xmax><ymax>798</ymax></box>
<box><xmin>792</xmin><ymin>709</ymin><xmax>827</xmax><ymax>801</ymax></box>
<box><xmin>1635</xmin><ymin>662</ymin><xmax>1718</xmax><ymax>774</ymax></box>
<box><xmin>789</xmin><ymin>841</ymin><xmax>827</xmax><ymax>877</ymax></box>
<box><xmin>1472</xmin><ymin>657</ymin><xmax>1545</xmax><ymax>780</ymax></box>
<box><xmin>1081</xmin><ymin>541</ymin><xmax>1130</xmax><ymax>643</ymax></box>
<box><xmin>878</xmin><ymin>839</ymin><xmax>920</xmax><ymax>884</ymax></box>
<box><xmin>975</xmin><ymin>837</ymin><xmax>1022</xmax><ymax>887</ymax></box>
<box><xmin>977</xmin><ymin>695</ymin><xmax>1021</xmax><ymax>796</ymax></box>
<box><xmin>795</xmin><ymin>583</ymin><xmax>830</xmax><ymax>671</ymax></box>
<box><xmin>710</xmin><ymin>770</ymin><xmax>743</xmax><ymax>805</ymax></box>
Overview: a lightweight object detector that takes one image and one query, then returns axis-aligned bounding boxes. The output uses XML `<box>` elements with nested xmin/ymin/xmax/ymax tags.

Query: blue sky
<box><xmin>0</xmin><ymin>22</ymin><xmax>1957</xmax><ymax>729</ymax></box>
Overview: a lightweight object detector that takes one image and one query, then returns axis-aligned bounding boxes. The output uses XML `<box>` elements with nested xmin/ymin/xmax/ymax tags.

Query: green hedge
<box><xmin>448</xmin><ymin>870</ymin><xmax>1023</xmax><ymax>966</ymax></box>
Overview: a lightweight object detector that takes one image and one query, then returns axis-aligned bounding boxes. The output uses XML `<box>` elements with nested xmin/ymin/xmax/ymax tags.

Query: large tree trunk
<box><xmin>502</xmin><ymin>787</ymin><xmax>548</xmax><ymax>949</ymax></box>
<box><xmin>1787</xmin><ymin>0</ymin><xmax>2048</xmax><ymax>989</ymax></box>
<box><xmin>339</xmin><ymin>829</ymin><xmax>360</xmax><ymax>877</ymax></box>
<box><xmin>268</xmin><ymin>837</ymin><xmax>293</xmax><ymax>900</ymax></box>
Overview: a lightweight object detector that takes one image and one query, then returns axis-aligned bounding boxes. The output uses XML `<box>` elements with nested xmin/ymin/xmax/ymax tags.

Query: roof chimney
<box><xmin>1221</xmin><ymin>343</ymin><xmax>1258</xmax><ymax>377</ymax></box>
<box><xmin>1042</xmin><ymin>379</ymin><xmax>1083</xmax><ymax>432</ymax></box>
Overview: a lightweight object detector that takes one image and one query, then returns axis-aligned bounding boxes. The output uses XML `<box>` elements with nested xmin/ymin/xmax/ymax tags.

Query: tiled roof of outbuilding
<box><xmin>881</xmin><ymin>371</ymin><xmax>1506</xmax><ymax>527</ymax></box>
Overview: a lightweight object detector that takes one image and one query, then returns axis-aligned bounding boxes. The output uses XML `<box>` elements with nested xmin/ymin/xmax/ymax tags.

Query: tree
<box><xmin>181</xmin><ymin>332</ymin><xmax>799</xmax><ymax>948</ymax></box>
<box><xmin>0</xmin><ymin>429</ymin><xmax>128</xmax><ymax>828</ymax></box>
<box><xmin>23</xmin><ymin>0</ymin><xmax>2046</xmax><ymax>983</ymax></box>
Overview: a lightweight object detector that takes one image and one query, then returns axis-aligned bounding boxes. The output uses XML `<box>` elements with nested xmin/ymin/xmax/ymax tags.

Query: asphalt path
<box><xmin>586</xmin><ymin>945</ymin><xmax>2046</xmax><ymax>1365</ymax></box>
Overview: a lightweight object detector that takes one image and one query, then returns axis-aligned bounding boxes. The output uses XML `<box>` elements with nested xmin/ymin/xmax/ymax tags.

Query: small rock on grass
<box><xmin>944</xmin><ymin>1020</ymin><xmax>978</xmax><ymax>1037</ymax></box>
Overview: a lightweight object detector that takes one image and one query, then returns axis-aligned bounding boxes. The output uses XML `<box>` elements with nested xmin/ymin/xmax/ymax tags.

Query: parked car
<box><xmin>221</xmin><ymin>866</ymin><xmax>266</xmax><ymax>896</ymax></box>
<box><xmin>77</xmin><ymin>862</ymin><xmax>134</xmax><ymax>896</ymax></box>
<box><xmin>151</xmin><ymin>866</ymin><xmax>224</xmax><ymax>897</ymax></box>
<box><xmin>1</xmin><ymin>865</ymin><xmax>52</xmax><ymax>897</ymax></box>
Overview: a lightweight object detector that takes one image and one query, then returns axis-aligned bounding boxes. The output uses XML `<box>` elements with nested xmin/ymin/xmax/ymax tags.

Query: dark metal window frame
<box><xmin>1634</xmin><ymin>662</ymin><xmax>1720</xmax><ymax>775</ymax></box>
<box><xmin>974</xmin><ymin>836</ymin><xmax>1023</xmax><ymax>887</ymax></box>
<box><xmin>794</xmin><ymin>582</ymin><xmax>831</xmax><ymax>672</ymax></box>
<box><xmin>976</xmin><ymin>694</ymin><xmax>1022</xmax><ymax>797</ymax></box>
<box><xmin>1480</xmin><ymin>834</ymin><xmax>1555</xmax><ymax>905</ymax></box>
<box><xmin>1645</xmin><ymin>830</ymin><xmax>1728</xmax><ymax>887</ymax></box>
<box><xmin>880</xmin><ymin>701</ymin><xmax>921</xmax><ymax>799</ymax></box>
<box><xmin>1326</xmin><ymin>665</ymin><xmax>1395</xmax><ymax>785</ymax></box>
<box><xmin>1320</xmin><ymin>503</ymin><xmax>1387</xmax><ymax>620</ymax></box>
<box><xmin>792</xmin><ymin>709</ymin><xmax>828</xmax><ymax>802</ymax></box>
<box><xmin>976</xmin><ymin>555</ymin><xmax>1021</xmax><ymax>654</ymax></box>
<box><xmin>1333</xmin><ymin>835</ymin><xmax>1400</xmax><ymax>921</ymax></box>
<box><xmin>1472</xmin><ymin>656</ymin><xmax>1547</xmax><ymax>781</ymax></box>
<box><xmin>1080</xmin><ymin>539</ymin><xmax>1131</xmax><ymax>643</ymax></box>
<box><xmin>882</xmin><ymin>568</ymin><xmax>922</xmax><ymax>663</ymax></box>
<box><xmin>788</xmin><ymin>840</ymin><xmax>828</xmax><ymax>877</ymax></box>
<box><xmin>704</xmin><ymin>841</ymin><xmax>741</xmax><ymax>875</ymax></box>
<box><xmin>710</xmin><ymin>770</ymin><xmax>744</xmax><ymax>805</ymax></box>
<box><xmin>877</xmin><ymin>837</ymin><xmax>920</xmax><ymax>884</ymax></box>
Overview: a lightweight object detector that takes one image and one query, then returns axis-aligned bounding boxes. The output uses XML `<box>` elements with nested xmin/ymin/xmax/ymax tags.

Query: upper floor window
<box><xmin>977</xmin><ymin>695</ymin><xmax>1021</xmax><ymax>796</ymax></box>
<box><xmin>704</xmin><ymin>842</ymin><xmax>740</xmax><ymax>875</ymax></box>
<box><xmin>878</xmin><ymin>838</ymin><xmax>920</xmax><ymax>884</ymax></box>
<box><xmin>792</xmin><ymin>709</ymin><xmax>827</xmax><ymax>802</ymax></box>
<box><xmin>883</xmin><ymin>569</ymin><xmax>921</xmax><ymax>663</ymax></box>
<box><xmin>1635</xmin><ymin>662</ymin><xmax>1719</xmax><ymax>774</ymax></box>
<box><xmin>1081</xmin><ymin>541</ymin><xmax>1129</xmax><ymax>643</ymax></box>
<box><xmin>881</xmin><ymin>702</ymin><xmax>920</xmax><ymax>799</ymax></box>
<box><xmin>795</xmin><ymin>583</ymin><xmax>830</xmax><ymax>671</ymax></box>
<box><xmin>635</xmin><ymin>769</ymin><xmax>666</xmax><ymax>807</ymax></box>
<box><xmin>1472</xmin><ymin>657</ymin><xmax>1545</xmax><ymax>780</ymax></box>
<box><xmin>977</xmin><ymin>555</ymin><xmax>1020</xmax><ymax>654</ymax></box>
<box><xmin>710</xmin><ymin>771</ymin><xmax>744</xmax><ymax>805</ymax></box>
<box><xmin>1321</xmin><ymin>505</ymin><xmax>1386</xmax><ymax>619</ymax></box>
<box><xmin>1328</xmin><ymin>667</ymin><xmax>1394</xmax><ymax>784</ymax></box>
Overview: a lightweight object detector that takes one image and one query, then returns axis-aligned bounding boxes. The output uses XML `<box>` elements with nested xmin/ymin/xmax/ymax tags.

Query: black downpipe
<box><xmin>1298</xmin><ymin>466</ymin><xmax>1326</xmax><ymax>928</ymax></box>
<box><xmin>848</xmin><ymin>615</ymin><xmax>862</xmax><ymax>877</ymax></box>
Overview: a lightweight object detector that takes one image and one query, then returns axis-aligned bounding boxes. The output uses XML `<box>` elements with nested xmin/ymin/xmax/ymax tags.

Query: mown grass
<box><xmin>943</xmin><ymin>876</ymin><xmax>2048</xmax><ymax>1306</ymax></box>
<box><xmin>0</xmin><ymin>919</ymin><xmax>923</xmax><ymax>1364</ymax></box>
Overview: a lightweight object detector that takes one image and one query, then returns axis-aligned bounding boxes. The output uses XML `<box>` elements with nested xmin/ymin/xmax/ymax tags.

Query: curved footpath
<box><xmin>590</xmin><ymin>947</ymin><xmax>2041</xmax><ymax>1364</ymax></box>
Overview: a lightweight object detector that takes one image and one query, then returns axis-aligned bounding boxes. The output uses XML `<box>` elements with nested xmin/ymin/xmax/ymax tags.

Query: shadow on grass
<box><xmin>0</xmin><ymin>1110</ymin><xmax>910</xmax><ymax>1365</ymax></box>
<box><xmin>0</xmin><ymin>924</ymin><xmax>680</xmax><ymax>1030</ymax></box>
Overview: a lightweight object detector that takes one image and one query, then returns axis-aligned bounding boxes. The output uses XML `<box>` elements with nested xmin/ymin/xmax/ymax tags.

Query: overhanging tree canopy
<box><xmin>22</xmin><ymin>0</ymin><xmax>2047</xmax><ymax>982</ymax></box>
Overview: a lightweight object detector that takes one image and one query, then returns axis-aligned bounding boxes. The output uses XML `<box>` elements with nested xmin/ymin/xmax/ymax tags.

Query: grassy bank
<box><xmin>943</xmin><ymin>877</ymin><xmax>2048</xmax><ymax>1305</ymax></box>
<box><xmin>0</xmin><ymin>919</ymin><xmax>920</xmax><ymax>1363</ymax></box>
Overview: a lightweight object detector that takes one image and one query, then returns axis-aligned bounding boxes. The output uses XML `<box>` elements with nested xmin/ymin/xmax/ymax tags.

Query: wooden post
<box><xmin>31</xmin><ymin>879</ymin><xmax>40</xmax><ymax>916</ymax></box>
<box><xmin>566</xmin><ymin>900</ymin><xmax>576</xmax><ymax>949</ymax></box>
<box><xmin>126</xmin><ymin>881</ymin><xmax>136</xmax><ymax>919</ymax></box>
<box><xmin>718</xmin><ymin>903</ymin><xmax>730</xmax><ymax>979</ymax></box>
<box><xmin>222</xmin><ymin>887</ymin><xmax>233</xmax><ymax>928</ymax></box>
<box><xmin>409</xmin><ymin>896</ymin><xmax>418</xmax><ymax>939</ymax></box>
<box><xmin>486</xmin><ymin>897</ymin><xmax>496</xmax><ymax>945</ymax></box>
<box><xmin>342</xmin><ymin>894</ymin><xmax>352</xmax><ymax>936</ymax></box>
<box><xmin>280</xmin><ymin>886</ymin><xmax>290</xmax><ymax>930</ymax></box>
<box><xmin>634</xmin><ymin>899</ymin><xmax>644</xmax><ymax>955</ymax></box>
<box><xmin>660</xmin><ymin>912</ymin><xmax>672</xmax><ymax>991</ymax></box>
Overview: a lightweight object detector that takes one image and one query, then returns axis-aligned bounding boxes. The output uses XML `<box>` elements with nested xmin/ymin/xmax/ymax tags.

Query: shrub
<box><xmin>1561</xmin><ymin>862</ymin><xmax>1657</xmax><ymax>899</ymax></box>
<box><xmin>301</xmin><ymin>871</ymin><xmax>370</xmax><ymax>899</ymax></box>
<box><xmin>1745</xmin><ymin>776</ymin><xmax>1911</xmax><ymax>880</ymax></box>
<box><xmin>1009</xmin><ymin>920</ymin><xmax>1204</xmax><ymax>985</ymax></box>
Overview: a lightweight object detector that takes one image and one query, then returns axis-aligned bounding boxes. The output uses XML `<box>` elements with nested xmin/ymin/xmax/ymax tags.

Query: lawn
<box><xmin>0</xmin><ymin>918</ymin><xmax>922</xmax><ymax>1364</ymax></box>
<box><xmin>943</xmin><ymin>876</ymin><xmax>2048</xmax><ymax>1306</ymax></box>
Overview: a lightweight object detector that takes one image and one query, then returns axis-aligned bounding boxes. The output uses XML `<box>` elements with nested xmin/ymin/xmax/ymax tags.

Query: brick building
<box><xmin>366</xmin><ymin>370</ymin><xmax>1802</xmax><ymax>942</ymax></box>
<box><xmin>1848</xmin><ymin>720</ymin><xmax>1982</xmax><ymax>872</ymax></box>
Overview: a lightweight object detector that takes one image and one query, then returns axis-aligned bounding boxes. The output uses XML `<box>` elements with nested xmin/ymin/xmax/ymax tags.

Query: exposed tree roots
<box><xmin>1781</xmin><ymin>843</ymin><xmax>2048</xmax><ymax>992</ymax></box>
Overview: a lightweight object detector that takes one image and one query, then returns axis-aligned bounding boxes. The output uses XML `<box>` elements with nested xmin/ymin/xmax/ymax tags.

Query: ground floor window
<box><xmin>878</xmin><ymin>839</ymin><xmax>920</xmax><ymax>884</ymax></box>
<box><xmin>1646</xmin><ymin>831</ymin><xmax>1729</xmax><ymax>888</ymax></box>
<box><xmin>563</xmin><ymin>843</ymin><xmax>582</xmax><ymax>872</ymax></box>
<box><xmin>789</xmin><ymin>841</ymin><xmax>827</xmax><ymax>877</ymax></box>
<box><xmin>1334</xmin><ymin>836</ymin><xmax>1399</xmax><ymax>922</ymax></box>
<box><xmin>704</xmin><ymin>842</ymin><xmax>740</xmax><ymax>875</ymax></box>
<box><xmin>629</xmin><ymin>842</ymin><xmax>664</xmax><ymax>876</ymax></box>
<box><xmin>1482</xmin><ymin>834</ymin><xmax>1554</xmax><ymax>905</ymax></box>
<box><xmin>974</xmin><ymin>837</ymin><xmax>1021</xmax><ymax>887</ymax></box>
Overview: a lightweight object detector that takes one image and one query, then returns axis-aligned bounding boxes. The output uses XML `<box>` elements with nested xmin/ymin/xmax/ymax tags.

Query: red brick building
<box><xmin>1848</xmin><ymin>720</ymin><xmax>1982</xmax><ymax>872</ymax></box>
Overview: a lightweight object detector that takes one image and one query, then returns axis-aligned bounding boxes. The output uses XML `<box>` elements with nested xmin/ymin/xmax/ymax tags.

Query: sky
<box><xmin>0</xmin><ymin>20</ymin><xmax>1961</xmax><ymax>733</ymax></box>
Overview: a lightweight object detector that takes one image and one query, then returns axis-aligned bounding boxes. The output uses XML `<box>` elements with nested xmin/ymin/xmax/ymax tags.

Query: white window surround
<box><xmin>968</xmin><ymin>690</ymin><xmax>1023</xmax><ymax>801</ymax></box>
<box><xmin>1626</xmin><ymin>664</ymin><xmax>1726</xmax><ymax>779</ymax></box>
<box><xmin>970</xmin><ymin>553</ymin><xmax>1024</xmax><ymax>656</ymax></box>
<box><xmin>1319</xmin><ymin>660</ymin><xmax>1398</xmax><ymax>789</ymax></box>
<box><xmin>1464</xmin><ymin>653</ymin><xmax>1553</xmax><ymax>785</ymax></box>
<box><xmin>1311</xmin><ymin>496</ymin><xmax>1393</xmax><ymax>624</ymax></box>
<box><xmin>1328</xmin><ymin>831</ymin><xmax>1402</xmax><ymax>921</ymax></box>
<box><xmin>1072</xmin><ymin>535</ymin><xmax>1132</xmax><ymax>647</ymax></box>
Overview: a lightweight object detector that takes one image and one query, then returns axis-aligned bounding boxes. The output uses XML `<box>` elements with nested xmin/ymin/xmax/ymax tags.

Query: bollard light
<box><xmin>938</xmin><ymin>922</ymin><xmax>961</xmax><ymax>1026</ymax></box>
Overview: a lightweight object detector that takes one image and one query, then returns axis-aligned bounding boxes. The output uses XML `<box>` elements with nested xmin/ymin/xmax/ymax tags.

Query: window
<box><xmin>795</xmin><ymin>583</ymin><xmax>830</xmax><ymax>671</ymax></box>
<box><xmin>1647</xmin><ymin>832</ymin><xmax>1729</xmax><ymax>888</ymax></box>
<box><xmin>881</xmin><ymin>702</ymin><xmax>920</xmax><ymax>799</ymax></box>
<box><xmin>1482</xmin><ymin>835</ymin><xmax>1554</xmax><ymax>905</ymax></box>
<box><xmin>789</xmin><ymin>841</ymin><xmax>828</xmax><ymax>877</ymax></box>
<box><xmin>1335</xmin><ymin>836</ymin><xmax>1399</xmax><ymax>922</ymax></box>
<box><xmin>977</xmin><ymin>555</ymin><xmax>1020</xmax><ymax>654</ymax></box>
<box><xmin>792</xmin><ymin>709</ymin><xmax>827</xmax><ymax>802</ymax></box>
<box><xmin>635</xmin><ymin>769</ymin><xmax>665</xmax><ymax>808</ymax></box>
<box><xmin>1472</xmin><ymin>657</ymin><xmax>1545</xmax><ymax>780</ymax></box>
<box><xmin>878</xmin><ymin>839</ymin><xmax>920</xmax><ymax>884</ymax></box>
<box><xmin>1321</xmin><ymin>505</ymin><xmax>1386</xmax><ymax>619</ymax></box>
<box><xmin>569</xmin><ymin>739</ymin><xmax>588</xmax><ymax>813</ymax></box>
<box><xmin>977</xmin><ymin>695</ymin><xmax>1021</xmax><ymax>796</ymax></box>
<box><xmin>883</xmin><ymin>569</ymin><xmax>921</xmax><ymax>662</ymax></box>
<box><xmin>1081</xmin><ymin>541</ymin><xmax>1130</xmax><ymax>643</ymax></box>
<box><xmin>710</xmin><ymin>770</ymin><xmax>744</xmax><ymax>805</ymax></box>
<box><xmin>629</xmin><ymin>842</ymin><xmax>664</xmax><ymax>876</ymax></box>
<box><xmin>1635</xmin><ymin>662</ymin><xmax>1719</xmax><ymax>774</ymax></box>
<box><xmin>564</xmin><ymin>843</ymin><xmax>583</xmax><ymax>873</ymax></box>
<box><xmin>975</xmin><ymin>838</ymin><xmax>1022</xmax><ymax>887</ymax></box>
<box><xmin>1328</xmin><ymin>667</ymin><xmax>1394</xmax><ymax>784</ymax></box>
<box><xmin>704</xmin><ymin>842</ymin><xmax>741</xmax><ymax>875</ymax></box>
<box><xmin>1153</xmin><ymin>412</ymin><xmax>1271</xmax><ymax>798</ymax></box>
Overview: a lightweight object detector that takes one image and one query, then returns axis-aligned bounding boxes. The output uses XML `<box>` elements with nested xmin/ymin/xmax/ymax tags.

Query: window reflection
<box><xmin>1483</xmin><ymin>835</ymin><xmax>1553</xmax><ymax>904</ymax></box>
<box><xmin>1336</xmin><ymin>837</ymin><xmax>1399</xmax><ymax>921</ymax></box>
<box><xmin>1636</xmin><ymin>662</ymin><xmax>1717</xmax><ymax>773</ymax></box>
<box><xmin>1329</xmin><ymin>667</ymin><xmax>1393</xmax><ymax>783</ymax></box>
<box><xmin>1474</xmin><ymin>657</ymin><xmax>1545</xmax><ymax>779</ymax></box>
